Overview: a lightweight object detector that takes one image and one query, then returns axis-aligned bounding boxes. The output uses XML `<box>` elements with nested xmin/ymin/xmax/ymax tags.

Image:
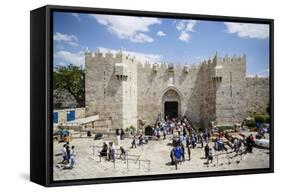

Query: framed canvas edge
<box><xmin>32</xmin><ymin>4</ymin><xmax>274</xmax><ymax>187</ymax></box>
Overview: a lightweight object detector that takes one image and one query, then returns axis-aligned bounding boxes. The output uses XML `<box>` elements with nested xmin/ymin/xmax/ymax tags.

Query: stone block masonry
<box><xmin>85</xmin><ymin>49</ymin><xmax>269</xmax><ymax>131</ymax></box>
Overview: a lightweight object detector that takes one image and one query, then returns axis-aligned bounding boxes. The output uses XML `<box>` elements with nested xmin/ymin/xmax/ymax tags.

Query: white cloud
<box><xmin>179</xmin><ymin>31</ymin><xmax>191</xmax><ymax>42</ymax></box>
<box><xmin>186</xmin><ymin>20</ymin><xmax>197</xmax><ymax>32</ymax></box>
<box><xmin>72</xmin><ymin>13</ymin><xmax>81</xmax><ymax>21</ymax></box>
<box><xmin>130</xmin><ymin>33</ymin><xmax>154</xmax><ymax>43</ymax></box>
<box><xmin>176</xmin><ymin>21</ymin><xmax>186</xmax><ymax>31</ymax></box>
<box><xmin>54</xmin><ymin>50</ymin><xmax>84</xmax><ymax>67</ymax></box>
<box><xmin>176</xmin><ymin>20</ymin><xmax>197</xmax><ymax>43</ymax></box>
<box><xmin>157</xmin><ymin>31</ymin><xmax>166</xmax><ymax>36</ymax></box>
<box><xmin>224</xmin><ymin>22</ymin><xmax>269</xmax><ymax>39</ymax></box>
<box><xmin>97</xmin><ymin>47</ymin><xmax>162</xmax><ymax>64</ymax></box>
<box><xmin>53</xmin><ymin>32</ymin><xmax>79</xmax><ymax>47</ymax></box>
<box><xmin>92</xmin><ymin>14</ymin><xmax>161</xmax><ymax>43</ymax></box>
<box><xmin>176</xmin><ymin>20</ymin><xmax>197</xmax><ymax>32</ymax></box>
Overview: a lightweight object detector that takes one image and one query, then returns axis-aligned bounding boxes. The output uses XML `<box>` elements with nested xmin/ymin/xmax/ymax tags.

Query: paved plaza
<box><xmin>53</xmin><ymin>131</ymin><xmax>270</xmax><ymax>181</ymax></box>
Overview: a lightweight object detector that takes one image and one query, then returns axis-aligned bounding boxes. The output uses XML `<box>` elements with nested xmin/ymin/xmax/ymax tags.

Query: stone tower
<box><xmin>211</xmin><ymin>53</ymin><xmax>247</xmax><ymax>125</ymax></box>
<box><xmin>85</xmin><ymin>49</ymin><xmax>138</xmax><ymax>130</ymax></box>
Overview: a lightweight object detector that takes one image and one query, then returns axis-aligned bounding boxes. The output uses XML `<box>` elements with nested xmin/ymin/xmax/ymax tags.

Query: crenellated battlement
<box><xmin>86</xmin><ymin>49</ymin><xmax>246</xmax><ymax>71</ymax></box>
<box><xmin>216</xmin><ymin>54</ymin><xmax>246</xmax><ymax>65</ymax></box>
<box><xmin>85</xmin><ymin>49</ymin><xmax>138</xmax><ymax>64</ymax></box>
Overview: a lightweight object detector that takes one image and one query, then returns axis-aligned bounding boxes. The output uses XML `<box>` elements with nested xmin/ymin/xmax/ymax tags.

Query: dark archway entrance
<box><xmin>144</xmin><ymin>126</ymin><xmax>153</xmax><ymax>136</ymax></box>
<box><xmin>162</xmin><ymin>88</ymin><xmax>181</xmax><ymax>120</ymax></box>
<box><xmin>164</xmin><ymin>101</ymin><xmax>178</xmax><ymax>119</ymax></box>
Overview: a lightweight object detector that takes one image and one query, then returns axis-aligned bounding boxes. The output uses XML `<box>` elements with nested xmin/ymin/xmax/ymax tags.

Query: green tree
<box><xmin>53</xmin><ymin>64</ymin><xmax>85</xmax><ymax>107</ymax></box>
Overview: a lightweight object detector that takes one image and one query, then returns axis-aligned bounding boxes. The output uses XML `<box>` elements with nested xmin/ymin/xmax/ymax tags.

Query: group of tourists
<box><xmin>131</xmin><ymin>134</ymin><xmax>149</xmax><ymax>148</ymax></box>
<box><xmin>100</xmin><ymin>142</ymin><xmax>126</xmax><ymax>161</ymax></box>
<box><xmin>162</xmin><ymin>116</ymin><xmax>260</xmax><ymax>168</ymax></box>
<box><xmin>162</xmin><ymin>116</ymin><xmax>212</xmax><ymax>167</ymax></box>
<box><xmin>95</xmin><ymin>115</ymin><xmax>261</xmax><ymax>170</ymax></box>
<box><xmin>61</xmin><ymin>142</ymin><xmax>76</xmax><ymax>169</ymax></box>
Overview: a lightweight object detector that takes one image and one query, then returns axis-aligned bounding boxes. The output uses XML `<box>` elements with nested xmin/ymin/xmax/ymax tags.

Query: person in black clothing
<box><xmin>207</xmin><ymin>148</ymin><xmax>213</xmax><ymax>164</ymax></box>
<box><xmin>186</xmin><ymin>135</ymin><xmax>190</xmax><ymax>148</ymax></box>
<box><xmin>119</xmin><ymin>146</ymin><xmax>126</xmax><ymax>160</ymax></box>
<box><xmin>187</xmin><ymin>146</ymin><xmax>191</xmax><ymax>161</ymax></box>
<box><xmin>120</xmin><ymin>128</ymin><xmax>125</xmax><ymax>140</ymax></box>
<box><xmin>100</xmin><ymin>142</ymin><xmax>108</xmax><ymax>157</ymax></box>
<box><xmin>246</xmin><ymin>134</ymin><xmax>255</xmax><ymax>153</ymax></box>
<box><xmin>66</xmin><ymin>145</ymin><xmax>70</xmax><ymax>163</ymax></box>
<box><xmin>170</xmin><ymin>149</ymin><xmax>175</xmax><ymax>165</ymax></box>
<box><xmin>204</xmin><ymin>144</ymin><xmax>210</xmax><ymax>159</ymax></box>
<box><xmin>181</xmin><ymin>144</ymin><xmax>185</xmax><ymax>162</ymax></box>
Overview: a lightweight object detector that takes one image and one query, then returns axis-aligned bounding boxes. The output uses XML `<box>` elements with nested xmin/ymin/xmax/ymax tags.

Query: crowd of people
<box><xmin>159</xmin><ymin>116</ymin><xmax>215</xmax><ymax>167</ymax></box>
<box><xmin>93</xmin><ymin>115</ymin><xmax>263</xmax><ymax>170</ymax></box>
<box><xmin>153</xmin><ymin>116</ymin><xmax>259</xmax><ymax>168</ymax></box>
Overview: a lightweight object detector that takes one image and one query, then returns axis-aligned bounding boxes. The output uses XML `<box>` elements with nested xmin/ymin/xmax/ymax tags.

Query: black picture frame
<box><xmin>30</xmin><ymin>5</ymin><xmax>274</xmax><ymax>187</ymax></box>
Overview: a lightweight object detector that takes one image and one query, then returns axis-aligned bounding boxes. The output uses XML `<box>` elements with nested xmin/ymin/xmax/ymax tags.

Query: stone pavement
<box><xmin>53</xmin><ymin>133</ymin><xmax>270</xmax><ymax>181</ymax></box>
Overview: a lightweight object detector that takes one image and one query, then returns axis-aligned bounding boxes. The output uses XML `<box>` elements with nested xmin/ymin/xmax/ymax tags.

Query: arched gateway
<box><xmin>161</xmin><ymin>88</ymin><xmax>182</xmax><ymax>120</ymax></box>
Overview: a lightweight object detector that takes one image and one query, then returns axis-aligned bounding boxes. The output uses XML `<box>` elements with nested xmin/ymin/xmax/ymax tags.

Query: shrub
<box><xmin>244</xmin><ymin>118</ymin><xmax>256</xmax><ymax>127</ymax></box>
<box><xmin>265</xmin><ymin>116</ymin><xmax>270</xmax><ymax>123</ymax></box>
<box><xmin>254</xmin><ymin>115</ymin><xmax>269</xmax><ymax>123</ymax></box>
<box><xmin>217</xmin><ymin>125</ymin><xmax>234</xmax><ymax>131</ymax></box>
<box><xmin>128</xmin><ymin>125</ymin><xmax>136</xmax><ymax>135</ymax></box>
<box><xmin>192</xmin><ymin>123</ymin><xmax>200</xmax><ymax>133</ymax></box>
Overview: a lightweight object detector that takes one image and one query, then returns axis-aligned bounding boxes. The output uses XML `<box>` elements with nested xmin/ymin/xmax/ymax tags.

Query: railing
<box><xmin>90</xmin><ymin>145</ymin><xmax>151</xmax><ymax>171</ymax></box>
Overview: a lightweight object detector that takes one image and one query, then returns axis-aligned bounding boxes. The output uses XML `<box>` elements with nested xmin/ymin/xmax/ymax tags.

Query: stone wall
<box><xmin>245</xmin><ymin>77</ymin><xmax>269</xmax><ymax>114</ymax></box>
<box><xmin>85</xmin><ymin>49</ymin><xmax>269</xmax><ymax>130</ymax></box>
<box><xmin>137</xmin><ymin>62</ymin><xmax>203</xmax><ymax>127</ymax></box>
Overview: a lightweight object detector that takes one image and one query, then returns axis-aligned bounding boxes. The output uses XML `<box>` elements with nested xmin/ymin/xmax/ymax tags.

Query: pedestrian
<box><xmin>191</xmin><ymin>136</ymin><xmax>196</xmax><ymax>149</ymax></box>
<box><xmin>66</xmin><ymin>145</ymin><xmax>70</xmax><ymax>163</ymax></box>
<box><xmin>173</xmin><ymin>146</ymin><xmax>182</xmax><ymax>170</ymax></box>
<box><xmin>187</xmin><ymin>146</ymin><xmax>191</xmax><ymax>161</ymax></box>
<box><xmin>186</xmin><ymin>135</ymin><xmax>190</xmax><ymax>148</ymax></box>
<box><xmin>120</xmin><ymin>128</ymin><xmax>125</xmax><ymax>140</ymax></box>
<box><xmin>207</xmin><ymin>148</ymin><xmax>213</xmax><ymax>164</ymax></box>
<box><xmin>163</xmin><ymin>126</ymin><xmax>167</xmax><ymax>140</ymax></box>
<box><xmin>181</xmin><ymin>144</ymin><xmax>185</xmax><ymax>162</ymax></box>
<box><xmin>108</xmin><ymin>142</ymin><xmax>115</xmax><ymax>161</ymax></box>
<box><xmin>170</xmin><ymin>149</ymin><xmax>174</xmax><ymax>165</ymax></box>
<box><xmin>62</xmin><ymin>144</ymin><xmax>68</xmax><ymax>164</ymax></box>
<box><xmin>200</xmin><ymin>132</ymin><xmax>204</xmax><ymax>148</ymax></box>
<box><xmin>69</xmin><ymin>146</ymin><xmax>76</xmax><ymax>169</ymax></box>
<box><xmin>100</xmin><ymin>142</ymin><xmax>108</xmax><ymax>157</ymax></box>
<box><xmin>246</xmin><ymin>134</ymin><xmax>254</xmax><ymax>153</ymax></box>
<box><xmin>119</xmin><ymin>146</ymin><xmax>126</xmax><ymax>160</ymax></box>
<box><xmin>204</xmin><ymin>144</ymin><xmax>210</xmax><ymax>159</ymax></box>
<box><xmin>131</xmin><ymin>136</ymin><xmax>137</xmax><ymax>148</ymax></box>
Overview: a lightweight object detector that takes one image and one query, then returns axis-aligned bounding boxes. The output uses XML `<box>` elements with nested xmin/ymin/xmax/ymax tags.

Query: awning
<box><xmin>63</xmin><ymin>115</ymin><xmax>99</xmax><ymax>126</ymax></box>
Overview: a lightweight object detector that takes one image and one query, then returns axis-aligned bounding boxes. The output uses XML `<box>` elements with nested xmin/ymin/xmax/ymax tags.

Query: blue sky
<box><xmin>53</xmin><ymin>11</ymin><xmax>270</xmax><ymax>77</ymax></box>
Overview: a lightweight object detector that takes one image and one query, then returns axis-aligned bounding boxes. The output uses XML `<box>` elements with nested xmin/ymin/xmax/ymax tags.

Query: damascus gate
<box><xmin>84</xmin><ymin>49</ymin><xmax>269</xmax><ymax>131</ymax></box>
<box><xmin>51</xmin><ymin>11</ymin><xmax>272</xmax><ymax>181</ymax></box>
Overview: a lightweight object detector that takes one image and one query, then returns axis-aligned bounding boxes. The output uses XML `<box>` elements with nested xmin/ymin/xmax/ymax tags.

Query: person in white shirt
<box><xmin>69</xmin><ymin>146</ymin><xmax>76</xmax><ymax>169</ymax></box>
<box><xmin>62</xmin><ymin>144</ymin><xmax>68</xmax><ymax>163</ymax></box>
